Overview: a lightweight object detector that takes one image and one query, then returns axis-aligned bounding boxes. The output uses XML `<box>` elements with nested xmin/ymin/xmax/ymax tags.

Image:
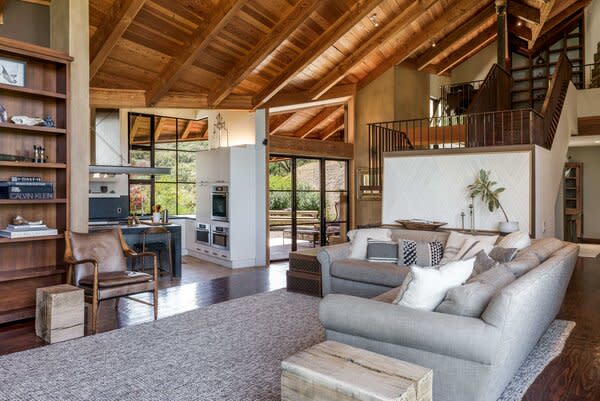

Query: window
<box><xmin>128</xmin><ymin>113</ymin><xmax>208</xmax><ymax>215</ymax></box>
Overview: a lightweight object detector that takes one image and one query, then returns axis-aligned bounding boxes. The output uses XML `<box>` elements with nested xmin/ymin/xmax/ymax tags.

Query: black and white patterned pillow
<box><xmin>398</xmin><ymin>239</ymin><xmax>444</xmax><ymax>267</ymax></box>
<box><xmin>366</xmin><ymin>239</ymin><xmax>398</xmax><ymax>263</ymax></box>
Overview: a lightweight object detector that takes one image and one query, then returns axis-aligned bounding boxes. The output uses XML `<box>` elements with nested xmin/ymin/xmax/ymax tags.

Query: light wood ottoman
<box><xmin>35</xmin><ymin>284</ymin><xmax>84</xmax><ymax>343</ymax></box>
<box><xmin>281</xmin><ymin>341</ymin><xmax>432</xmax><ymax>401</ymax></box>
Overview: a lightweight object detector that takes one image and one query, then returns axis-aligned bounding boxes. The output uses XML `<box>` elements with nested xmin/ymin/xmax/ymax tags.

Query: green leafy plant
<box><xmin>467</xmin><ymin>169</ymin><xmax>509</xmax><ymax>222</ymax></box>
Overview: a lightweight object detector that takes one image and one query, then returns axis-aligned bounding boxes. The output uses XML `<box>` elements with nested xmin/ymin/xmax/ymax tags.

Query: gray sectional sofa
<box><xmin>317</xmin><ymin>229</ymin><xmax>578</xmax><ymax>401</ymax></box>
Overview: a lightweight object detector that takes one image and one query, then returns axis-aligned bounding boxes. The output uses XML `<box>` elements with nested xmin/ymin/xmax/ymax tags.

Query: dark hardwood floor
<box><xmin>0</xmin><ymin>256</ymin><xmax>599</xmax><ymax>400</ymax></box>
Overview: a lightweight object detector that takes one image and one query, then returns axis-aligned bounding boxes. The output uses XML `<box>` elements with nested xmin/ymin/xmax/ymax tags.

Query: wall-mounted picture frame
<box><xmin>356</xmin><ymin>168</ymin><xmax>381</xmax><ymax>200</ymax></box>
<box><xmin>0</xmin><ymin>57</ymin><xmax>26</xmax><ymax>87</ymax></box>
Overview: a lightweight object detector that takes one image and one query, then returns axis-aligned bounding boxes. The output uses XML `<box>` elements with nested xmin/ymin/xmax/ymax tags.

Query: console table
<box><xmin>282</xmin><ymin>341</ymin><xmax>433</xmax><ymax>401</ymax></box>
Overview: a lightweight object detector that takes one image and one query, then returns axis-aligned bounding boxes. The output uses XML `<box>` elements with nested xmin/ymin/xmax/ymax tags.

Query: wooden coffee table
<box><xmin>282</xmin><ymin>341</ymin><xmax>433</xmax><ymax>401</ymax></box>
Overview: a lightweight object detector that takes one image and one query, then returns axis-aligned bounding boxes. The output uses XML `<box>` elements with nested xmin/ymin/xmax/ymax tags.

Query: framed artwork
<box><xmin>356</xmin><ymin>168</ymin><xmax>381</xmax><ymax>200</ymax></box>
<box><xmin>0</xmin><ymin>57</ymin><xmax>26</xmax><ymax>87</ymax></box>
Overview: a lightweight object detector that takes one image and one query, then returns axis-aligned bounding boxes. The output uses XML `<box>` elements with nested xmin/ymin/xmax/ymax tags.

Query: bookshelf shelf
<box><xmin>0</xmin><ymin>36</ymin><xmax>71</xmax><ymax>324</ymax></box>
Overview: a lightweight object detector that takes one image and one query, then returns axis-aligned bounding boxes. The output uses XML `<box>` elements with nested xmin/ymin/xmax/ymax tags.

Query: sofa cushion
<box><xmin>471</xmin><ymin>250</ymin><xmax>497</xmax><ymax>277</ymax></box>
<box><xmin>455</xmin><ymin>238</ymin><xmax>494</xmax><ymax>260</ymax></box>
<box><xmin>372</xmin><ymin>286</ymin><xmax>402</xmax><ymax>304</ymax></box>
<box><xmin>393</xmin><ymin>259</ymin><xmax>475</xmax><ymax>311</ymax></box>
<box><xmin>348</xmin><ymin>229</ymin><xmax>392</xmax><ymax>260</ymax></box>
<box><xmin>497</xmin><ymin>231</ymin><xmax>531</xmax><ymax>250</ymax></box>
<box><xmin>489</xmin><ymin>246</ymin><xmax>518</xmax><ymax>263</ymax></box>
<box><xmin>527</xmin><ymin>237</ymin><xmax>565</xmax><ymax>263</ymax></box>
<box><xmin>440</xmin><ymin>231</ymin><xmax>498</xmax><ymax>264</ymax></box>
<box><xmin>504</xmin><ymin>251</ymin><xmax>540</xmax><ymax>277</ymax></box>
<box><xmin>397</xmin><ymin>239</ymin><xmax>444</xmax><ymax>267</ymax></box>
<box><xmin>366</xmin><ymin>239</ymin><xmax>398</xmax><ymax>263</ymax></box>
<box><xmin>436</xmin><ymin>265</ymin><xmax>515</xmax><ymax>317</ymax></box>
<box><xmin>330</xmin><ymin>259</ymin><xmax>409</xmax><ymax>287</ymax></box>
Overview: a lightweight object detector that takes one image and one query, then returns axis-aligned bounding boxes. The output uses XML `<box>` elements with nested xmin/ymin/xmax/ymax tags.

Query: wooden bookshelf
<box><xmin>0</xmin><ymin>36</ymin><xmax>72</xmax><ymax>324</ymax></box>
<box><xmin>564</xmin><ymin>163</ymin><xmax>583</xmax><ymax>243</ymax></box>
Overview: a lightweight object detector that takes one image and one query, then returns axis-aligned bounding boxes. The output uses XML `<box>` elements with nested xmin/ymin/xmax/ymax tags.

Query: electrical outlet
<box><xmin>117</xmin><ymin>207</ymin><xmax>122</xmax><ymax>214</ymax></box>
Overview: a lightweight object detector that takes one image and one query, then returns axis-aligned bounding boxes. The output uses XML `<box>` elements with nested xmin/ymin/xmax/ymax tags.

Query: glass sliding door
<box><xmin>268</xmin><ymin>155</ymin><xmax>349</xmax><ymax>262</ymax></box>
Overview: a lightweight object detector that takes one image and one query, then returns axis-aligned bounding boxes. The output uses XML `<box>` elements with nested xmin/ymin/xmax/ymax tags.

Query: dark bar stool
<box><xmin>133</xmin><ymin>226</ymin><xmax>173</xmax><ymax>280</ymax></box>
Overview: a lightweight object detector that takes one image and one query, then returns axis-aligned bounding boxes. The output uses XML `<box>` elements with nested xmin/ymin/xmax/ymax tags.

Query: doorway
<box><xmin>268</xmin><ymin>156</ymin><xmax>349</xmax><ymax>262</ymax></box>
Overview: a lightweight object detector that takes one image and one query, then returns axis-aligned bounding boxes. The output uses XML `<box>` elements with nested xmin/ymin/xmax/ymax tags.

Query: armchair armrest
<box><xmin>125</xmin><ymin>250</ymin><xmax>159</xmax><ymax>280</ymax></box>
<box><xmin>317</xmin><ymin>243</ymin><xmax>351</xmax><ymax>295</ymax></box>
<box><xmin>64</xmin><ymin>256</ymin><xmax>99</xmax><ymax>287</ymax></box>
<box><xmin>319</xmin><ymin>294</ymin><xmax>501</xmax><ymax>365</ymax></box>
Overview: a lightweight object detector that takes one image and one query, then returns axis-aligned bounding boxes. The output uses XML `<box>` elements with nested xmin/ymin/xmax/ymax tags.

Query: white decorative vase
<box><xmin>152</xmin><ymin>212</ymin><xmax>161</xmax><ymax>223</ymax></box>
<box><xmin>499</xmin><ymin>221</ymin><xmax>519</xmax><ymax>234</ymax></box>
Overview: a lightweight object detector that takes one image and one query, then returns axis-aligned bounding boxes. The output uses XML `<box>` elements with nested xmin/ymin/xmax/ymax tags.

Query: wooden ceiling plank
<box><xmin>253</xmin><ymin>0</ymin><xmax>387</xmax><ymax>108</ymax></box>
<box><xmin>294</xmin><ymin>106</ymin><xmax>338</xmax><ymax>138</ymax></box>
<box><xmin>145</xmin><ymin>0</ymin><xmax>247</xmax><ymax>106</ymax></box>
<box><xmin>510</xmin><ymin>16</ymin><xmax>533</xmax><ymax>41</ymax></box>
<box><xmin>90</xmin><ymin>0</ymin><xmax>147</xmax><ymax>79</ymax></box>
<box><xmin>130</xmin><ymin>115</ymin><xmax>142</xmax><ymax>140</ymax></box>
<box><xmin>0</xmin><ymin>0</ymin><xmax>5</xmax><ymax>25</ymax></box>
<box><xmin>154</xmin><ymin>117</ymin><xmax>166</xmax><ymax>140</ymax></box>
<box><xmin>539</xmin><ymin>1</ymin><xmax>586</xmax><ymax>38</ymax></box>
<box><xmin>436</xmin><ymin>25</ymin><xmax>498</xmax><ymax>74</ymax></box>
<box><xmin>208</xmin><ymin>0</ymin><xmax>321</xmax><ymax>107</ymax></box>
<box><xmin>319</xmin><ymin>112</ymin><xmax>345</xmax><ymax>140</ymax></box>
<box><xmin>529</xmin><ymin>0</ymin><xmax>556</xmax><ymax>49</ymax></box>
<box><xmin>416</xmin><ymin>5</ymin><xmax>496</xmax><ymax>71</ymax></box>
<box><xmin>181</xmin><ymin>120</ymin><xmax>193</xmax><ymax>139</ymax></box>
<box><xmin>269</xmin><ymin>112</ymin><xmax>296</xmax><ymax>136</ymax></box>
<box><xmin>309</xmin><ymin>0</ymin><xmax>437</xmax><ymax>100</ymax></box>
<box><xmin>508</xmin><ymin>1</ymin><xmax>541</xmax><ymax>24</ymax></box>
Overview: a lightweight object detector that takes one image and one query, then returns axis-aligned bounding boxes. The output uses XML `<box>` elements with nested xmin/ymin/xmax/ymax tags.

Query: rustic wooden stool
<box><xmin>282</xmin><ymin>341</ymin><xmax>433</xmax><ymax>401</ymax></box>
<box><xmin>35</xmin><ymin>284</ymin><xmax>84</xmax><ymax>343</ymax></box>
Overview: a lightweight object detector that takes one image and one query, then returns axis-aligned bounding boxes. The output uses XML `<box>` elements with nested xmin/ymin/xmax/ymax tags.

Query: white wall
<box><xmin>567</xmin><ymin>146</ymin><xmax>600</xmax><ymax>239</ymax></box>
<box><xmin>451</xmin><ymin>41</ymin><xmax>497</xmax><ymax>83</ymax></box>
<box><xmin>585</xmin><ymin>0</ymin><xmax>600</xmax><ymax>65</ymax></box>
<box><xmin>577</xmin><ymin>87</ymin><xmax>600</xmax><ymax>117</ymax></box>
<box><xmin>196</xmin><ymin>110</ymin><xmax>256</xmax><ymax>148</ymax></box>
<box><xmin>382</xmin><ymin>149</ymin><xmax>533</xmax><ymax>234</ymax></box>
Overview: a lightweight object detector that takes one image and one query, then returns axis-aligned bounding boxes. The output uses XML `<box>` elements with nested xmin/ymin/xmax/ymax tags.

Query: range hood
<box><xmin>89</xmin><ymin>165</ymin><xmax>171</xmax><ymax>175</ymax></box>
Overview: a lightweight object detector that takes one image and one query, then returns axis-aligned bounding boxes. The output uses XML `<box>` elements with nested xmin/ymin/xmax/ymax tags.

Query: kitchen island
<box><xmin>88</xmin><ymin>223</ymin><xmax>182</xmax><ymax>278</ymax></box>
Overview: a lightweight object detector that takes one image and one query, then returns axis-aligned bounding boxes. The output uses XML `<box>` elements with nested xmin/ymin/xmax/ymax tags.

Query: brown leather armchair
<box><xmin>64</xmin><ymin>228</ymin><xmax>158</xmax><ymax>334</ymax></box>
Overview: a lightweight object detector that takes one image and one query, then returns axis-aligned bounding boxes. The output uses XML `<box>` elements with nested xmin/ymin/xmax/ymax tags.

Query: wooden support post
<box><xmin>496</xmin><ymin>0</ymin><xmax>509</xmax><ymax>70</ymax></box>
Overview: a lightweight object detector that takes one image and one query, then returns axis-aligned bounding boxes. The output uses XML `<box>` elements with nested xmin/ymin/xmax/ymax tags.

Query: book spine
<box><xmin>8</xmin><ymin>181</ymin><xmax>53</xmax><ymax>187</ymax></box>
<box><xmin>8</xmin><ymin>186</ymin><xmax>54</xmax><ymax>194</ymax></box>
<box><xmin>0</xmin><ymin>229</ymin><xmax>58</xmax><ymax>238</ymax></box>
<box><xmin>10</xmin><ymin>176</ymin><xmax>42</xmax><ymax>182</ymax></box>
<box><xmin>8</xmin><ymin>193</ymin><xmax>54</xmax><ymax>200</ymax></box>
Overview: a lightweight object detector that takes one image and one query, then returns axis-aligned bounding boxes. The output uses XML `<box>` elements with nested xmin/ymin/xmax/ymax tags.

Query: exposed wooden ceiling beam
<box><xmin>145</xmin><ymin>0</ymin><xmax>246</xmax><ymax>106</ymax></box>
<box><xmin>269</xmin><ymin>112</ymin><xmax>296</xmax><ymax>136</ymax></box>
<box><xmin>252</xmin><ymin>0</ymin><xmax>387</xmax><ymax>108</ymax></box>
<box><xmin>436</xmin><ymin>25</ymin><xmax>498</xmax><ymax>74</ymax></box>
<box><xmin>294</xmin><ymin>106</ymin><xmax>339</xmax><ymax>139</ymax></box>
<box><xmin>154</xmin><ymin>117</ymin><xmax>166</xmax><ymax>140</ymax></box>
<box><xmin>130</xmin><ymin>115</ymin><xmax>142</xmax><ymax>140</ymax></box>
<box><xmin>508</xmin><ymin>1</ymin><xmax>541</xmax><ymax>24</ymax></box>
<box><xmin>309</xmin><ymin>0</ymin><xmax>437</xmax><ymax>100</ymax></box>
<box><xmin>529</xmin><ymin>0</ymin><xmax>556</xmax><ymax>48</ymax></box>
<box><xmin>0</xmin><ymin>1</ymin><xmax>5</xmax><ymax>25</ymax></box>
<box><xmin>199</xmin><ymin>125</ymin><xmax>208</xmax><ymax>140</ymax></box>
<box><xmin>509</xmin><ymin>16</ymin><xmax>533</xmax><ymax>41</ymax></box>
<box><xmin>356</xmin><ymin>0</ymin><xmax>489</xmax><ymax>88</ymax></box>
<box><xmin>90</xmin><ymin>0</ymin><xmax>146</xmax><ymax>79</ymax></box>
<box><xmin>208</xmin><ymin>0</ymin><xmax>321</xmax><ymax>108</ymax></box>
<box><xmin>416</xmin><ymin>5</ymin><xmax>496</xmax><ymax>71</ymax></box>
<box><xmin>20</xmin><ymin>0</ymin><xmax>50</xmax><ymax>5</ymax></box>
<box><xmin>263</xmin><ymin>83</ymin><xmax>355</xmax><ymax>110</ymax></box>
<box><xmin>539</xmin><ymin>0</ymin><xmax>586</xmax><ymax>38</ymax></box>
<box><xmin>319</xmin><ymin>114</ymin><xmax>345</xmax><ymax>141</ymax></box>
<box><xmin>181</xmin><ymin>120</ymin><xmax>193</xmax><ymax>140</ymax></box>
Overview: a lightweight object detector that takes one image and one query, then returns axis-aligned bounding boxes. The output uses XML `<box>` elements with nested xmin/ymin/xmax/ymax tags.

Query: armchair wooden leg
<box><xmin>153</xmin><ymin>254</ymin><xmax>158</xmax><ymax>320</ymax></box>
<box><xmin>91</xmin><ymin>299</ymin><xmax>98</xmax><ymax>334</ymax></box>
<box><xmin>115</xmin><ymin>298</ymin><xmax>120</xmax><ymax>309</ymax></box>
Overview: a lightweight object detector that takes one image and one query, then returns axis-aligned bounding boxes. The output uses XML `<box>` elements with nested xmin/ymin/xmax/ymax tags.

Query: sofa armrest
<box><xmin>319</xmin><ymin>294</ymin><xmax>501</xmax><ymax>365</ymax></box>
<box><xmin>317</xmin><ymin>243</ymin><xmax>351</xmax><ymax>295</ymax></box>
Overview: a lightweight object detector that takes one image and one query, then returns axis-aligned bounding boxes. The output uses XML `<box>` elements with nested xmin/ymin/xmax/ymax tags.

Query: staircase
<box><xmin>365</xmin><ymin>53</ymin><xmax>574</xmax><ymax>191</ymax></box>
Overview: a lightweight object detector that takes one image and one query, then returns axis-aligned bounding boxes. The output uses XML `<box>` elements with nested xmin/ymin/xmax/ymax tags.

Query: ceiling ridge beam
<box><xmin>416</xmin><ymin>5</ymin><xmax>496</xmax><ymax>71</ymax></box>
<box><xmin>309</xmin><ymin>0</ymin><xmax>436</xmax><ymax>100</ymax></box>
<box><xmin>145</xmin><ymin>0</ymin><xmax>246</xmax><ymax>106</ymax></box>
<box><xmin>208</xmin><ymin>0</ymin><xmax>321</xmax><ymax>108</ymax></box>
<box><xmin>355</xmin><ymin>0</ymin><xmax>489</xmax><ymax>89</ymax></box>
<box><xmin>294</xmin><ymin>106</ymin><xmax>339</xmax><ymax>139</ymax></box>
<box><xmin>90</xmin><ymin>0</ymin><xmax>147</xmax><ymax>80</ymax></box>
<box><xmin>252</xmin><ymin>0</ymin><xmax>387</xmax><ymax>109</ymax></box>
<box><xmin>436</xmin><ymin>25</ymin><xmax>498</xmax><ymax>74</ymax></box>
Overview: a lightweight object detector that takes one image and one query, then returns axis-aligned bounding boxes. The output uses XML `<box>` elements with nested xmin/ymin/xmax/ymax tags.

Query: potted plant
<box><xmin>467</xmin><ymin>169</ymin><xmax>519</xmax><ymax>234</ymax></box>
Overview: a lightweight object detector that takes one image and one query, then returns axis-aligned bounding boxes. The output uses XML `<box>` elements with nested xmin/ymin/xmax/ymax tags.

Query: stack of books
<box><xmin>0</xmin><ymin>176</ymin><xmax>54</xmax><ymax>200</ymax></box>
<box><xmin>0</xmin><ymin>223</ymin><xmax>58</xmax><ymax>239</ymax></box>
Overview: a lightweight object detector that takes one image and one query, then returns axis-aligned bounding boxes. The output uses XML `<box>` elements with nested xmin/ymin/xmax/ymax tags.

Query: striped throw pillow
<box><xmin>366</xmin><ymin>239</ymin><xmax>399</xmax><ymax>263</ymax></box>
<box><xmin>397</xmin><ymin>239</ymin><xmax>444</xmax><ymax>267</ymax></box>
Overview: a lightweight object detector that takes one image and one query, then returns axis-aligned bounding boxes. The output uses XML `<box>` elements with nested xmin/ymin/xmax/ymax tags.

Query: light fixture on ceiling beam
<box><xmin>516</xmin><ymin>20</ymin><xmax>523</xmax><ymax>27</ymax></box>
<box><xmin>369</xmin><ymin>14</ymin><xmax>379</xmax><ymax>27</ymax></box>
<box><xmin>431</xmin><ymin>41</ymin><xmax>436</xmax><ymax>48</ymax></box>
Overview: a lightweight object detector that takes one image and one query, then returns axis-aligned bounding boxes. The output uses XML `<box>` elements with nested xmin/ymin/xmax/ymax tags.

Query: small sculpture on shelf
<box><xmin>0</xmin><ymin>104</ymin><xmax>7</xmax><ymax>122</ymax></box>
<box><xmin>32</xmin><ymin>145</ymin><xmax>46</xmax><ymax>163</ymax></box>
<box><xmin>43</xmin><ymin>115</ymin><xmax>55</xmax><ymax>128</ymax></box>
<box><xmin>11</xmin><ymin>115</ymin><xmax>45</xmax><ymax>126</ymax></box>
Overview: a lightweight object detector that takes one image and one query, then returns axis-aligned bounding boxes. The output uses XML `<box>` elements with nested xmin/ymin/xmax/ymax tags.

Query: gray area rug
<box><xmin>0</xmin><ymin>289</ymin><xmax>574</xmax><ymax>401</ymax></box>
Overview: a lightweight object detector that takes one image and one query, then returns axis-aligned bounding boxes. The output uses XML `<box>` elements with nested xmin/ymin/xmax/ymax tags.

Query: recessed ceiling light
<box><xmin>431</xmin><ymin>41</ymin><xmax>436</xmax><ymax>48</ymax></box>
<box><xmin>369</xmin><ymin>14</ymin><xmax>379</xmax><ymax>27</ymax></box>
<box><xmin>517</xmin><ymin>21</ymin><xmax>523</xmax><ymax>27</ymax></box>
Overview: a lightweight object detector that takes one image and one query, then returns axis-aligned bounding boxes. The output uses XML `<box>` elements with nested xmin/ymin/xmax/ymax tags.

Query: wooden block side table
<box><xmin>35</xmin><ymin>284</ymin><xmax>84</xmax><ymax>344</ymax></box>
<box><xmin>282</xmin><ymin>341</ymin><xmax>433</xmax><ymax>401</ymax></box>
<box><xmin>287</xmin><ymin>247</ymin><xmax>322</xmax><ymax>297</ymax></box>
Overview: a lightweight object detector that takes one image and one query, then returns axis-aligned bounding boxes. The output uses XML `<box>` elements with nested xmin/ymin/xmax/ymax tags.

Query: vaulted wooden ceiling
<box><xmin>269</xmin><ymin>104</ymin><xmax>345</xmax><ymax>142</ymax></box>
<box><xmin>88</xmin><ymin>0</ymin><xmax>589</xmax><ymax>110</ymax></box>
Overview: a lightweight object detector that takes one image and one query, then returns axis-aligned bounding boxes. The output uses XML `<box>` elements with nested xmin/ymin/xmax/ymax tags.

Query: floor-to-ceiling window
<box><xmin>128</xmin><ymin>113</ymin><xmax>208</xmax><ymax>216</ymax></box>
<box><xmin>269</xmin><ymin>156</ymin><xmax>349</xmax><ymax>261</ymax></box>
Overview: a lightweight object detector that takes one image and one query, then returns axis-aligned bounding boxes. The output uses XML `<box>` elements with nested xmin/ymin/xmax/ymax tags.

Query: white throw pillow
<box><xmin>393</xmin><ymin>258</ymin><xmax>475</xmax><ymax>311</ymax></box>
<box><xmin>440</xmin><ymin>231</ymin><xmax>499</xmax><ymax>264</ymax></box>
<box><xmin>349</xmin><ymin>229</ymin><xmax>392</xmax><ymax>260</ymax></box>
<box><xmin>453</xmin><ymin>238</ymin><xmax>494</xmax><ymax>261</ymax></box>
<box><xmin>498</xmin><ymin>231</ymin><xmax>531</xmax><ymax>250</ymax></box>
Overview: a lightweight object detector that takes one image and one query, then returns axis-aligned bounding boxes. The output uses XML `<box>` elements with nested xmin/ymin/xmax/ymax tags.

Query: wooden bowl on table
<box><xmin>395</xmin><ymin>219</ymin><xmax>447</xmax><ymax>231</ymax></box>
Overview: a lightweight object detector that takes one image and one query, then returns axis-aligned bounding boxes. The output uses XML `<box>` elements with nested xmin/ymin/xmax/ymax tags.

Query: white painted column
<box><xmin>255</xmin><ymin>109</ymin><xmax>268</xmax><ymax>266</ymax></box>
<box><xmin>50</xmin><ymin>0</ymin><xmax>90</xmax><ymax>232</ymax></box>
